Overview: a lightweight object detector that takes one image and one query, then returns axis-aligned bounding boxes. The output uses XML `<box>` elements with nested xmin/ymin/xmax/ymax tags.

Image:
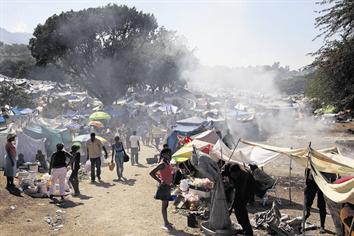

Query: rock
<box><xmin>26</xmin><ymin>218</ymin><xmax>32</xmax><ymax>222</ymax></box>
<box><xmin>10</xmin><ymin>205</ymin><xmax>16</xmax><ymax>210</ymax></box>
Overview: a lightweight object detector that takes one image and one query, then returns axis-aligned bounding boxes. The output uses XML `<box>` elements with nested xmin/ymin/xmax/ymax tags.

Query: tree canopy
<box><xmin>306</xmin><ymin>0</ymin><xmax>354</xmax><ymax>109</ymax></box>
<box><xmin>29</xmin><ymin>4</ymin><xmax>194</xmax><ymax>105</ymax></box>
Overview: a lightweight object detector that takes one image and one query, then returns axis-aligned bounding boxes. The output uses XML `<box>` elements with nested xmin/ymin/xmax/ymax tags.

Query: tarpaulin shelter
<box><xmin>23</xmin><ymin>125</ymin><xmax>72</xmax><ymax>156</ymax></box>
<box><xmin>88</xmin><ymin>120</ymin><xmax>104</xmax><ymax>128</ymax></box>
<box><xmin>191</xmin><ymin>130</ymin><xmax>220</xmax><ymax>145</ymax></box>
<box><xmin>172</xmin><ymin>140</ymin><xmax>213</xmax><ymax>163</ymax></box>
<box><xmin>16</xmin><ymin>132</ymin><xmax>46</xmax><ymax>162</ymax></box>
<box><xmin>176</xmin><ymin>116</ymin><xmax>207</xmax><ymax>126</ymax></box>
<box><xmin>210</xmin><ymin>140</ymin><xmax>281</xmax><ymax>167</ymax></box>
<box><xmin>240</xmin><ymin>140</ymin><xmax>354</xmax><ymax>204</ymax></box>
<box><xmin>89</xmin><ymin>111</ymin><xmax>111</xmax><ymax>121</ymax></box>
<box><xmin>167</xmin><ymin>124</ymin><xmax>206</xmax><ymax>153</ymax></box>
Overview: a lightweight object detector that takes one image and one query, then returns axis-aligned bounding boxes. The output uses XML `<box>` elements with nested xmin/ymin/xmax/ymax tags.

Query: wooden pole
<box><xmin>228</xmin><ymin>138</ymin><xmax>241</xmax><ymax>162</ymax></box>
<box><xmin>289</xmin><ymin>158</ymin><xmax>292</xmax><ymax>205</ymax></box>
<box><xmin>302</xmin><ymin>142</ymin><xmax>311</xmax><ymax>235</ymax></box>
<box><xmin>289</xmin><ymin>147</ymin><xmax>293</xmax><ymax>205</ymax></box>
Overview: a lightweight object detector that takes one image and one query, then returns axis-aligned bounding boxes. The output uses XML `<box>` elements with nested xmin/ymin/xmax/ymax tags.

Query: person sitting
<box><xmin>17</xmin><ymin>153</ymin><xmax>25</xmax><ymax>167</ymax></box>
<box><xmin>36</xmin><ymin>150</ymin><xmax>48</xmax><ymax>172</ymax></box>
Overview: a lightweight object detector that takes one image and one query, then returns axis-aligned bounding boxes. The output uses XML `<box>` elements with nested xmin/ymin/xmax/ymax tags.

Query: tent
<box><xmin>23</xmin><ymin>125</ymin><xmax>72</xmax><ymax>156</ymax></box>
<box><xmin>172</xmin><ymin>140</ymin><xmax>213</xmax><ymax>163</ymax></box>
<box><xmin>167</xmin><ymin>125</ymin><xmax>205</xmax><ymax>153</ymax></box>
<box><xmin>176</xmin><ymin>116</ymin><xmax>207</xmax><ymax>126</ymax></box>
<box><xmin>240</xmin><ymin>140</ymin><xmax>354</xmax><ymax>204</ymax></box>
<box><xmin>210</xmin><ymin>140</ymin><xmax>281</xmax><ymax>167</ymax></box>
<box><xmin>191</xmin><ymin>130</ymin><xmax>220</xmax><ymax>145</ymax></box>
<box><xmin>17</xmin><ymin>132</ymin><xmax>46</xmax><ymax>162</ymax></box>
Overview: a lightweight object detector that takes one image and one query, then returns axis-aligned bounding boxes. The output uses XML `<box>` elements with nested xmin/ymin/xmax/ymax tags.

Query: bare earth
<box><xmin>1</xmin><ymin>145</ymin><xmax>336</xmax><ymax>236</ymax></box>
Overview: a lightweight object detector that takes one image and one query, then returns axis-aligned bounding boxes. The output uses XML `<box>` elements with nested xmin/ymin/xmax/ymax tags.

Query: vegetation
<box><xmin>29</xmin><ymin>4</ymin><xmax>195</xmax><ymax>105</ymax></box>
<box><xmin>306</xmin><ymin>0</ymin><xmax>354</xmax><ymax>109</ymax></box>
<box><xmin>0</xmin><ymin>42</ymin><xmax>35</xmax><ymax>78</ymax></box>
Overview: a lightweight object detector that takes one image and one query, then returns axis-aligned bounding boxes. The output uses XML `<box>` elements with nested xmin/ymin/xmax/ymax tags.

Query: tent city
<box><xmin>0</xmin><ymin>1</ymin><xmax>353</xmax><ymax>235</ymax></box>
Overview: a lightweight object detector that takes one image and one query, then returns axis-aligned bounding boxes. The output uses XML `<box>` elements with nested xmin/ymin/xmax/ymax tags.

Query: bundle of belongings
<box><xmin>255</xmin><ymin>202</ymin><xmax>316</xmax><ymax>236</ymax></box>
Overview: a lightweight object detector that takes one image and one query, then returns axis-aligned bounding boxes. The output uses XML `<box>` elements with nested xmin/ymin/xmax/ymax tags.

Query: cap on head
<box><xmin>133</xmin><ymin>131</ymin><xmax>137</xmax><ymax>135</ymax></box>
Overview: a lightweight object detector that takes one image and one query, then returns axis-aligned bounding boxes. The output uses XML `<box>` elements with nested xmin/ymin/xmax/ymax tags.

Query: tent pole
<box><xmin>302</xmin><ymin>142</ymin><xmax>311</xmax><ymax>235</ymax></box>
<box><xmin>228</xmin><ymin>138</ymin><xmax>241</xmax><ymax>162</ymax></box>
<box><xmin>289</xmin><ymin>147</ymin><xmax>293</xmax><ymax>205</ymax></box>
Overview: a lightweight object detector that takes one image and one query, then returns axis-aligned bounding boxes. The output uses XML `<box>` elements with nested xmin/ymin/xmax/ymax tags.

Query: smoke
<box><xmin>184</xmin><ymin>64</ymin><xmax>334</xmax><ymax>149</ymax></box>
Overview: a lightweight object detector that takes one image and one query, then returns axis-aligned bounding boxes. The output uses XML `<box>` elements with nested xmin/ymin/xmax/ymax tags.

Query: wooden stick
<box><xmin>302</xmin><ymin>142</ymin><xmax>311</xmax><ymax>235</ymax></box>
<box><xmin>228</xmin><ymin>138</ymin><xmax>241</xmax><ymax>162</ymax></box>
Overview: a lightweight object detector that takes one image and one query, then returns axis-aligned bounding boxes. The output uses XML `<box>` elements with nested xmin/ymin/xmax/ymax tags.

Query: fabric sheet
<box><xmin>17</xmin><ymin>132</ymin><xmax>46</xmax><ymax>162</ymax></box>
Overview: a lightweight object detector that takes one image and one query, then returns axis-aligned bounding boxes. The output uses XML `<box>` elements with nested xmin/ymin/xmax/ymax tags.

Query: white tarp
<box><xmin>210</xmin><ymin>140</ymin><xmax>280</xmax><ymax>167</ymax></box>
<box><xmin>17</xmin><ymin>132</ymin><xmax>46</xmax><ymax>163</ymax></box>
<box><xmin>0</xmin><ymin>133</ymin><xmax>7</xmax><ymax>169</ymax></box>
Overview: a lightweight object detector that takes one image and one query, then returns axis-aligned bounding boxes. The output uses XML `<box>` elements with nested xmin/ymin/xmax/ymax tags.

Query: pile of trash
<box><xmin>255</xmin><ymin>202</ymin><xmax>316</xmax><ymax>235</ymax></box>
<box><xmin>45</xmin><ymin>209</ymin><xmax>66</xmax><ymax>231</ymax></box>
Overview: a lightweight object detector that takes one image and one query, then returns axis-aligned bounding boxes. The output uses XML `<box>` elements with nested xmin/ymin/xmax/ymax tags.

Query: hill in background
<box><xmin>0</xmin><ymin>27</ymin><xmax>32</xmax><ymax>45</ymax></box>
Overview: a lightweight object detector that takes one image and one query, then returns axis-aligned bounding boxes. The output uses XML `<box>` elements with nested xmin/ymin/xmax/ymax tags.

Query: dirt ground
<box><xmin>0</xmin><ymin>145</ymin><xmax>337</xmax><ymax>236</ymax></box>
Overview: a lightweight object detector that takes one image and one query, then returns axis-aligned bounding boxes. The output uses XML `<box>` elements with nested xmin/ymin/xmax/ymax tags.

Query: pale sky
<box><xmin>0</xmin><ymin>0</ymin><xmax>324</xmax><ymax>69</ymax></box>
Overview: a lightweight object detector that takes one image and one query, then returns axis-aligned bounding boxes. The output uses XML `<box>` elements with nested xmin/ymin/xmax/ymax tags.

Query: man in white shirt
<box><xmin>129</xmin><ymin>131</ymin><xmax>140</xmax><ymax>165</ymax></box>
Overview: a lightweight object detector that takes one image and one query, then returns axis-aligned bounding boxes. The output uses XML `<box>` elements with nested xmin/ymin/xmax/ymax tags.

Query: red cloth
<box><xmin>5</xmin><ymin>142</ymin><xmax>16</xmax><ymax>159</ymax></box>
<box><xmin>334</xmin><ymin>176</ymin><xmax>354</xmax><ymax>184</ymax></box>
<box><xmin>158</xmin><ymin>161</ymin><xmax>173</xmax><ymax>185</ymax></box>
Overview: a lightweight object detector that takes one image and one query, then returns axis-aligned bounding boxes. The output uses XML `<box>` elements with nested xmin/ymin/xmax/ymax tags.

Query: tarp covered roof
<box><xmin>176</xmin><ymin>116</ymin><xmax>206</xmax><ymax>126</ymax></box>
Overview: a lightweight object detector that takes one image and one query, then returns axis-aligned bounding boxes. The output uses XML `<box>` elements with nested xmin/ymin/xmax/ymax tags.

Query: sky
<box><xmin>0</xmin><ymin>0</ymin><xmax>324</xmax><ymax>69</ymax></box>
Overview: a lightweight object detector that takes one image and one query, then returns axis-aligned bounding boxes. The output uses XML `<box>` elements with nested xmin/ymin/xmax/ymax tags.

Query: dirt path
<box><xmin>1</xmin><ymin>145</ymin><xmax>336</xmax><ymax>236</ymax></box>
<box><xmin>58</xmin><ymin>146</ymin><xmax>200</xmax><ymax>236</ymax></box>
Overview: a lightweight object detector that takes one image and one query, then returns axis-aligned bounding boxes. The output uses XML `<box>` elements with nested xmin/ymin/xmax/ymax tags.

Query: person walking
<box><xmin>49</xmin><ymin>143</ymin><xmax>73</xmax><ymax>201</ymax></box>
<box><xmin>69</xmin><ymin>145</ymin><xmax>81</xmax><ymax>196</ymax></box>
<box><xmin>86</xmin><ymin>133</ymin><xmax>108</xmax><ymax>182</ymax></box>
<box><xmin>150</xmin><ymin>150</ymin><xmax>174</xmax><ymax>231</ymax></box>
<box><xmin>4</xmin><ymin>134</ymin><xmax>17</xmax><ymax>189</ymax></box>
<box><xmin>111</xmin><ymin>136</ymin><xmax>126</xmax><ymax>181</ymax></box>
<box><xmin>129</xmin><ymin>131</ymin><xmax>140</xmax><ymax>166</ymax></box>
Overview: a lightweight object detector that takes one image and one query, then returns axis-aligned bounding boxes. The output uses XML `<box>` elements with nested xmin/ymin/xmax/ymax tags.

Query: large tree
<box><xmin>29</xmin><ymin>4</ymin><xmax>194</xmax><ymax>105</ymax></box>
<box><xmin>306</xmin><ymin>0</ymin><xmax>354</xmax><ymax>109</ymax></box>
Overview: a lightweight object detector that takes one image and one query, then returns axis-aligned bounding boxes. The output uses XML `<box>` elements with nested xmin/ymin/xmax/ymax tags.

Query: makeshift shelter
<box><xmin>23</xmin><ymin>125</ymin><xmax>72</xmax><ymax>155</ymax></box>
<box><xmin>176</xmin><ymin>116</ymin><xmax>207</xmax><ymax>126</ymax></box>
<box><xmin>172</xmin><ymin>140</ymin><xmax>213</xmax><ymax>163</ymax></box>
<box><xmin>210</xmin><ymin>140</ymin><xmax>281</xmax><ymax>167</ymax></box>
<box><xmin>89</xmin><ymin>111</ymin><xmax>111</xmax><ymax>121</ymax></box>
<box><xmin>16</xmin><ymin>132</ymin><xmax>46</xmax><ymax>162</ymax></box>
<box><xmin>191</xmin><ymin>130</ymin><xmax>220</xmax><ymax>145</ymax></box>
<box><xmin>241</xmin><ymin>140</ymin><xmax>354</xmax><ymax>204</ymax></box>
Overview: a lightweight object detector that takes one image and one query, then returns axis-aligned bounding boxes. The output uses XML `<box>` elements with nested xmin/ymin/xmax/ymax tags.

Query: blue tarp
<box><xmin>167</xmin><ymin>125</ymin><xmax>205</xmax><ymax>153</ymax></box>
<box><xmin>0</xmin><ymin>116</ymin><xmax>5</xmax><ymax>124</ymax></box>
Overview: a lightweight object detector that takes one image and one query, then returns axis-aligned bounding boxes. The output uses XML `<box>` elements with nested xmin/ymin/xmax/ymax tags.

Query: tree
<box><xmin>307</xmin><ymin>0</ymin><xmax>354</xmax><ymax>109</ymax></box>
<box><xmin>29</xmin><ymin>4</ymin><xmax>194</xmax><ymax>105</ymax></box>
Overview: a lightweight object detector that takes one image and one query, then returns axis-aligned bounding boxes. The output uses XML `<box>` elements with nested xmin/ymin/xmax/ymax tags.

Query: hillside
<box><xmin>0</xmin><ymin>27</ymin><xmax>32</xmax><ymax>45</ymax></box>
